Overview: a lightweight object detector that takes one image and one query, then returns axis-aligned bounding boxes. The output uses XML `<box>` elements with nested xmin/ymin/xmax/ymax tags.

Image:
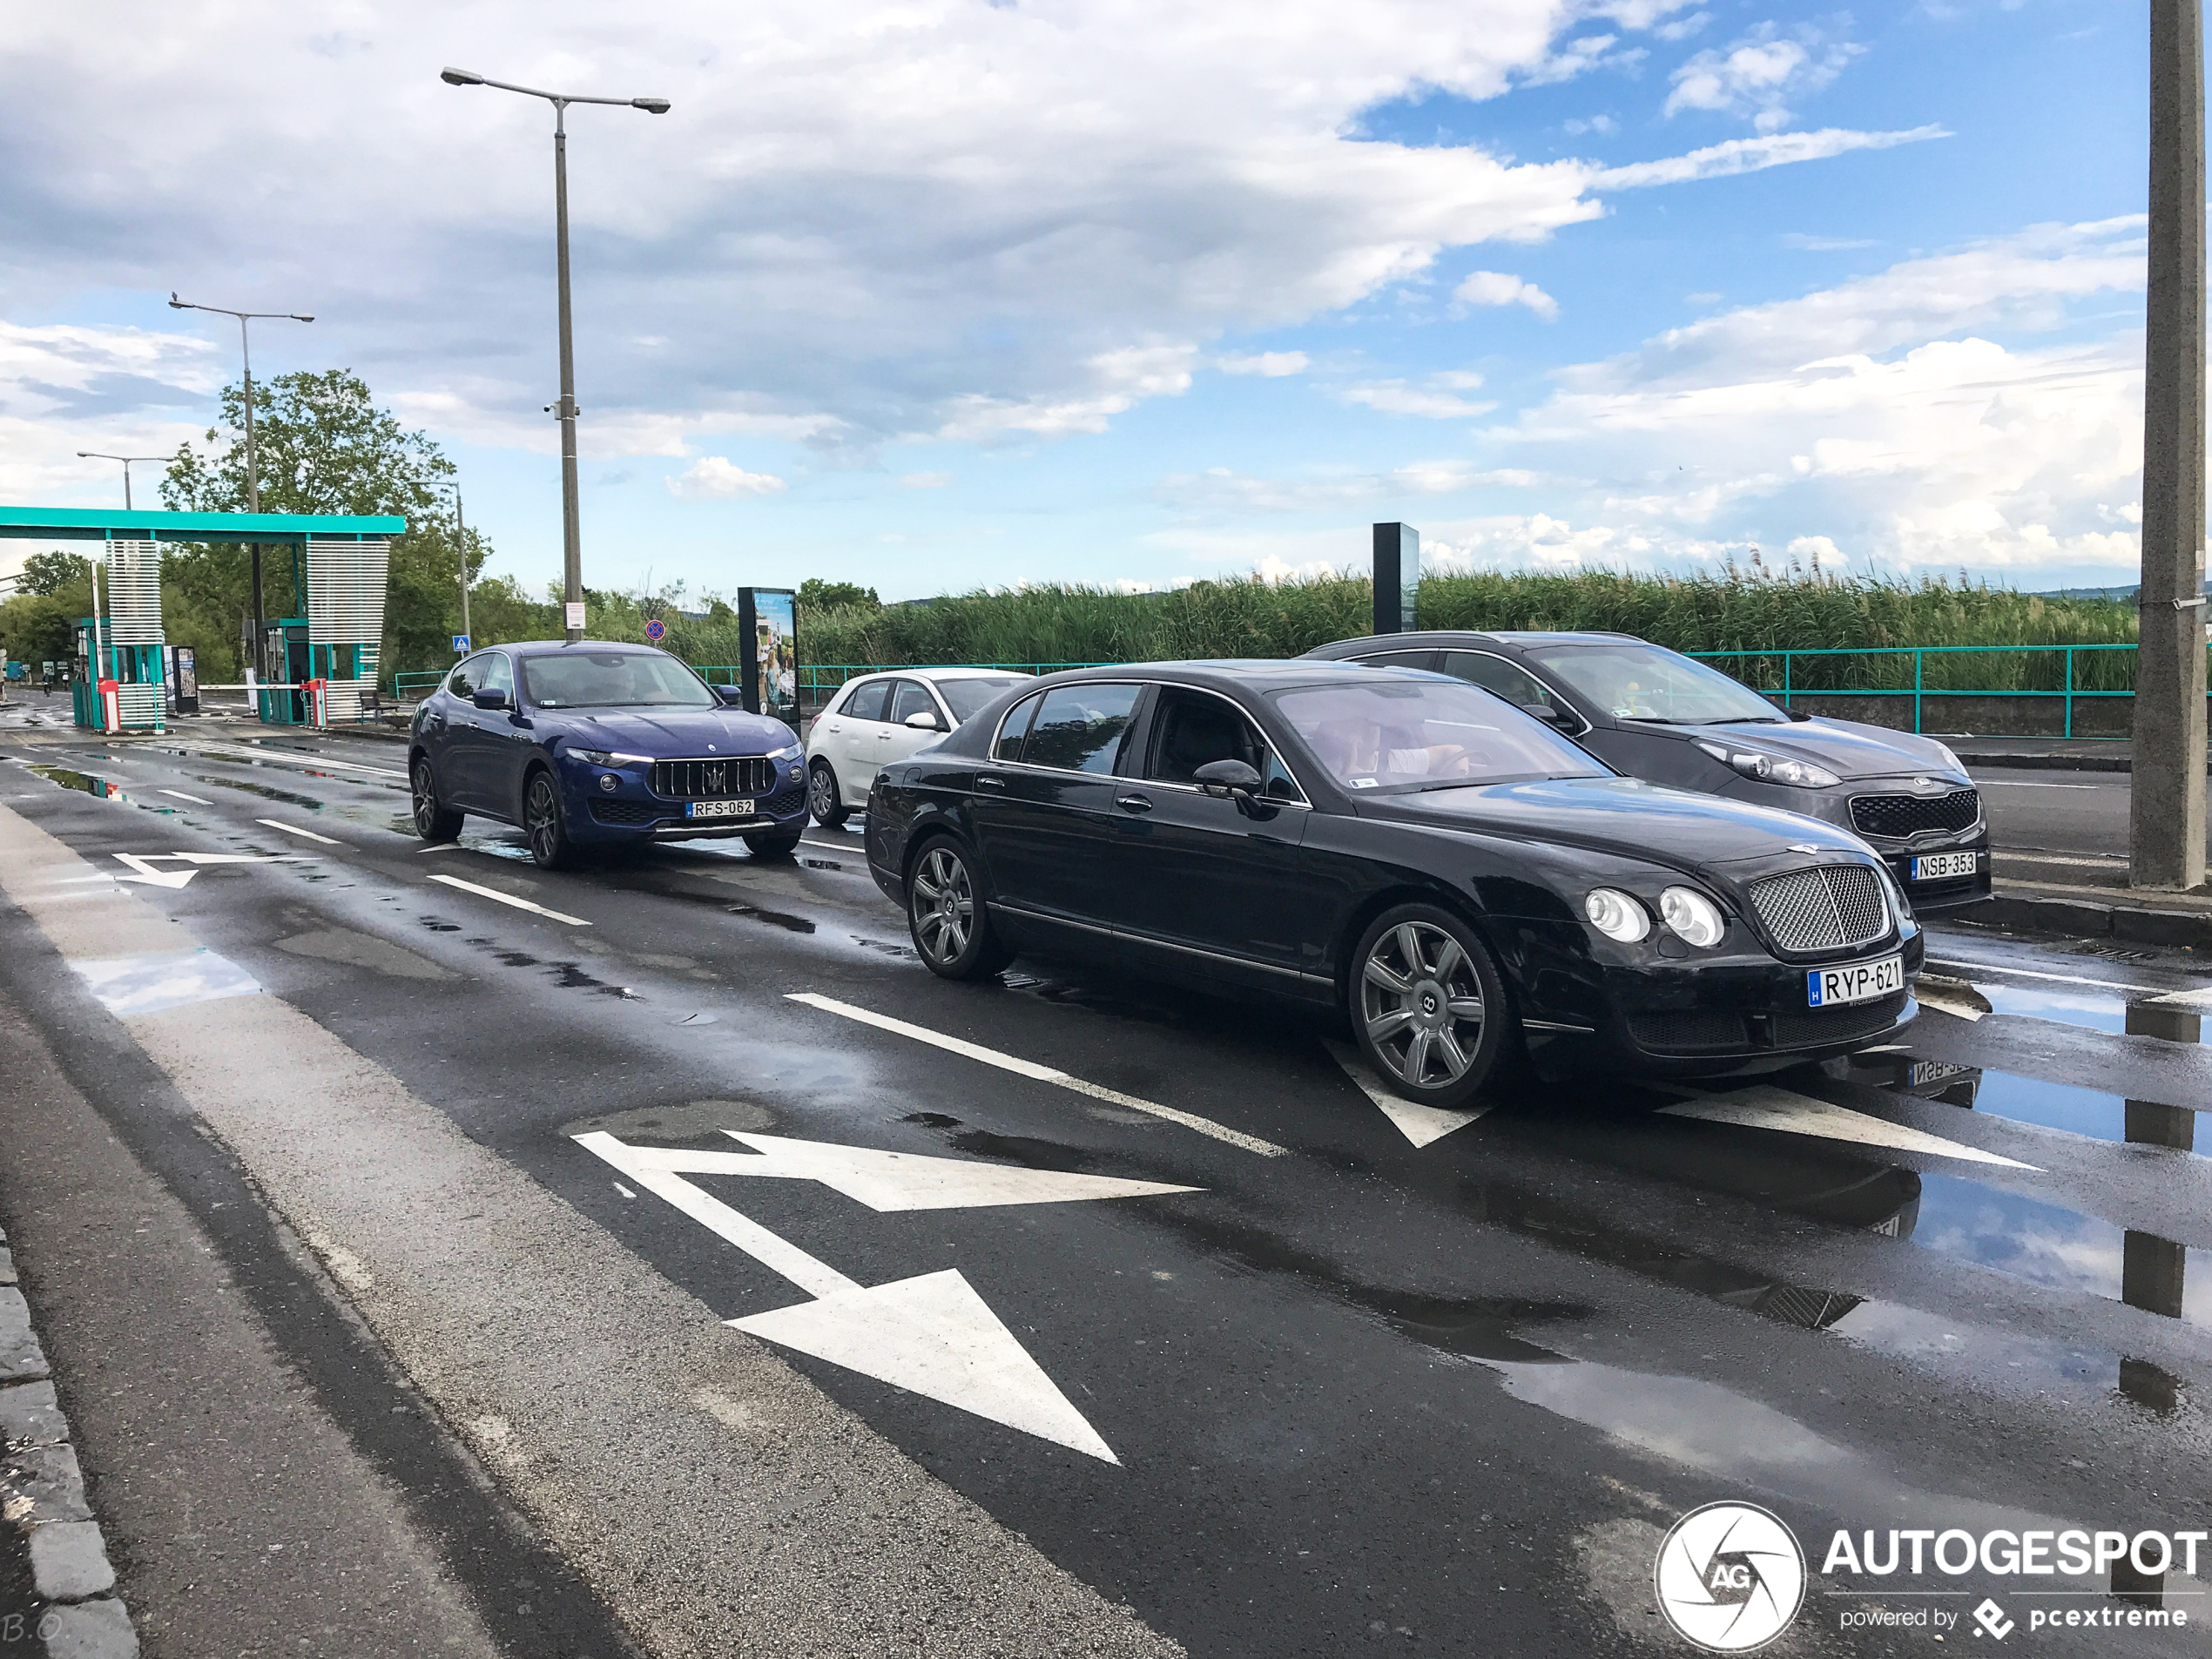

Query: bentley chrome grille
<box><xmin>650</xmin><ymin>756</ymin><xmax>775</xmax><ymax>799</ymax></box>
<box><xmin>1749</xmin><ymin>864</ymin><xmax>1890</xmax><ymax>954</ymax></box>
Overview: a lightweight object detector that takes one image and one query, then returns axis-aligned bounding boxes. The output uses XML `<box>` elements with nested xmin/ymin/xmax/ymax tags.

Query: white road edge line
<box><xmin>426</xmin><ymin>872</ymin><xmax>591</xmax><ymax>926</ymax></box>
<box><xmin>158</xmin><ymin>789</ymin><xmax>213</xmax><ymax>805</ymax></box>
<box><xmin>256</xmin><ymin>818</ymin><xmax>342</xmax><ymax>846</ymax></box>
<box><xmin>1924</xmin><ymin>958</ymin><xmax>2164</xmax><ymax>995</ymax></box>
<box><xmin>786</xmin><ymin>991</ymin><xmax>1286</xmax><ymax>1157</ymax></box>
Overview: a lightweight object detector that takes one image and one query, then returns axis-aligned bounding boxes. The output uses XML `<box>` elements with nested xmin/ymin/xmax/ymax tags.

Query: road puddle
<box><xmin>1825</xmin><ymin>1298</ymin><xmax>2186</xmax><ymax>1413</ymax></box>
<box><xmin>27</xmin><ymin>764</ymin><xmax>179</xmax><ymax>812</ymax></box>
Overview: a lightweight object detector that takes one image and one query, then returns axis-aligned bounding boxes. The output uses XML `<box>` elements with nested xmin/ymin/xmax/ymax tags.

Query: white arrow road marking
<box><xmin>572</xmin><ymin>1129</ymin><xmax>1160</xmax><ymax>1461</ymax></box>
<box><xmin>257</xmin><ymin>818</ymin><xmax>341</xmax><ymax>845</ymax></box>
<box><xmin>2144</xmin><ymin>983</ymin><xmax>2212</xmax><ymax>1009</ymax></box>
<box><xmin>426</xmin><ymin>873</ymin><xmax>590</xmax><ymax>926</ymax></box>
<box><xmin>1658</xmin><ymin>1085</ymin><xmax>2040</xmax><ymax>1170</ymax></box>
<box><xmin>158</xmin><ymin>789</ymin><xmax>212</xmax><ymax>805</ymax></box>
<box><xmin>110</xmin><ymin>851</ymin><xmax>310</xmax><ymax>889</ymax></box>
<box><xmin>599</xmin><ymin>1132</ymin><xmax>1201</xmax><ymax>1211</ymax></box>
<box><xmin>1912</xmin><ymin>977</ymin><xmax>1992</xmax><ymax>1022</ymax></box>
<box><xmin>786</xmin><ymin>992</ymin><xmax>1286</xmax><ymax>1157</ymax></box>
<box><xmin>730</xmin><ymin>1270</ymin><xmax>1118</xmax><ymax>1463</ymax></box>
<box><xmin>111</xmin><ymin>853</ymin><xmax>197</xmax><ymax>889</ymax></box>
<box><xmin>71</xmin><ymin>948</ymin><xmax>262</xmax><ymax>1016</ymax></box>
<box><xmin>1323</xmin><ymin>1039</ymin><xmax>1484</xmax><ymax>1148</ymax></box>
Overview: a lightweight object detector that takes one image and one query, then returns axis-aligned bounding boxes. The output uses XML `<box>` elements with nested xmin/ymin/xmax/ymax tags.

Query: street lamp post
<box><xmin>166</xmin><ymin>294</ymin><xmax>313</xmax><ymax>683</ymax></box>
<box><xmin>430</xmin><ymin>481</ymin><xmax>474</xmax><ymax>649</ymax></box>
<box><xmin>440</xmin><ymin>66</ymin><xmax>670</xmax><ymax>644</ymax></box>
<box><xmin>76</xmin><ymin>452</ymin><xmax>169</xmax><ymax>511</ymax></box>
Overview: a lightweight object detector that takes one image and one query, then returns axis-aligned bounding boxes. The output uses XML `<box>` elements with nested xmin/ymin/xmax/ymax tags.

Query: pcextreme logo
<box><xmin>1654</xmin><ymin>1502</ymin><xmax>1809</xmax><ymax>1652</ymax></box>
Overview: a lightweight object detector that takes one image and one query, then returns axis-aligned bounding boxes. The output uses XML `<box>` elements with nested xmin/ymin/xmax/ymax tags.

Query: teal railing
<box><xmin>1684</xmin><ymin>643</ymin><xmax>2151</xmax><ymax>737</ymax></box>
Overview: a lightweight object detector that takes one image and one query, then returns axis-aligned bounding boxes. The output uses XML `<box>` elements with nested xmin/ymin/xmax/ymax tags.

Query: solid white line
<box><xmin>185</xmin><ymin>740</ymin><xmax>408</xmax><ymax>781</ymax></box>
<box><xmin>1991</xmin><ymin>850</ymin><xmax>2126</xmax><ymax>867</ymax></box>
<box><xmin>1977</xmin><ymin>780</ymin><xmax>2101</xmax><ymax>790</ymax></box>
<box><xmin>415</xmin><ymin>844</ymin><xmax>463</xmax><ymax>853</ymax></box>
<box><xmin>426</xmin><ymin>872</ymin><xmax>590</xmax><ymax>926</ymax></box>
<box><xmin>158</xmin><ymin>789</ymin><xmax>212</xmax><ymax>805</ymax></box>
<box><xmin>257</xmin><ymin>818</ymin><xmax>341</xmax><ymax>846</ymax></box>
<box><xmin>787</xmin><ymin>991</ymin><xmax>1287</xmax><ymax>1157</ymax></box>
<box><xmin>1924</xmin><ymin>957</ymin><xmax>2162</xmax><ymax>995</ymax></box>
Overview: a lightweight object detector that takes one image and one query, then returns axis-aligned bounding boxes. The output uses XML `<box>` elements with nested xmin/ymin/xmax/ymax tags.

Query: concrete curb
<box><xmin>1957</xmin><ymin>748</ymin><xmax>2211</xmax><ymax>775</ymax></box>
<box><xmin>1953</xmin><ymin>893</ymin><xmax>2212</xmax><ymax>948</ymax></box>
<box><xmin>0</xmin><ymin>1230</ymin><xmax>138</xmax><ymax>1659</ymax></box>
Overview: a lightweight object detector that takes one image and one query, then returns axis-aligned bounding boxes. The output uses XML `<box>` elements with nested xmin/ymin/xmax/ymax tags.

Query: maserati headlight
<box><xmin>1695</xmin><ymin>740</ymin><xmax>1840</xmax><ymax>789</ymax></box>
<box><xmin>569</xmin><ymin>747</ymin><xmax>651</xmax><ymax>766</ymax></box>
<box><xmin>769</xmin><ymin>740</ymin><xmax>803</xmax><ymax>761</ymax></box>
<box><xmin>1659</xmin><ymin>887</ymin><xmax>1728</xmax><ymax>948</ymax></box>
<box><xmin>1585</xmin><ymin>887</ymin><xmax>1652</xmax><ymax>943</ymax></box>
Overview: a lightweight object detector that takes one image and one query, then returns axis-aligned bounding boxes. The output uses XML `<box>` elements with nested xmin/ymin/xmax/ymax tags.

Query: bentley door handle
<box><xmin>974</xmin><ymin>773</ymin><xmax>1008</xmax><ymax>792</ymax></box>
<box><xmin>1115</xmin><ymin>793</ymin><xmax>1154</xmax><ymax>814</ymax></box>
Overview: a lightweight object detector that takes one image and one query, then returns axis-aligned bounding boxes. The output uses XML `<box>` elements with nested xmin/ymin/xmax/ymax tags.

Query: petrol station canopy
<box><xmin>0</xmin><ymin>506</ymin><xmax>405</xmax><ymax>541</ymax></box>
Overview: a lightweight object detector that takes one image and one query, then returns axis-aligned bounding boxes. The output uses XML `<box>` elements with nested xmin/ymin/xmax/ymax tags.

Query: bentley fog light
<box><xmin>1659</xmin><ymin>887</ymin><xmax>1727</xmax><ymax>948</ymax></box>
<box><xmin>1584</xmin><ymin>887</ymin><xmax>1651</xmax><ymax>942</ymax></box>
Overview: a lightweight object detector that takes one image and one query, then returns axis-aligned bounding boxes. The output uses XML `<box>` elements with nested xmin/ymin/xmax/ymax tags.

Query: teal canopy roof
<box><xmin>0</xmin><ymin>506</ymin><xmax>407</xmax><ymax>542</ymax></box>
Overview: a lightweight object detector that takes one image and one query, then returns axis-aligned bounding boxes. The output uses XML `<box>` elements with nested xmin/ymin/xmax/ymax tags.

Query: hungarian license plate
<box><xmin>1910</xmin><ymin>849</ymin><xmax>1977</xmax><ymax>881</ymax></box>
<box><xmin>685</xmin><ymin>798</ymin><xmax>755</xmax><ymax>819</ymax></box>
<box><xmin>1807</xmin><ymin>953</ymin><xmax>1905</xmax><ymax>1008</ymax></box>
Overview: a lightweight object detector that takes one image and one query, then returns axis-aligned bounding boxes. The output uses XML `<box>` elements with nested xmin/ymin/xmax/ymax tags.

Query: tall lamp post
<box><xmin>166</xmin><ymin>294</ymin><xmax>314</xmax><ymax>684</ymax></box>
<box><xmin>440</xmin><ymin>66</ymin><xmax>670</xmax><ymax>644</ymax></box>
<box><xmin>76</xmin><ymin>452</ymin><xmax>169</xmax><ymax>511</ymax></box>
<box><xmin>429</xmin><ymin>480</ymin><xmax>474</xmax><ymax>649</ymax></box>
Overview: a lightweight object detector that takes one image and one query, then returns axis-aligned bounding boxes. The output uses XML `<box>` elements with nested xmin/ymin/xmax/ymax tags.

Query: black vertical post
<box><xmin>737</xmin><ymin>587</ymin><xmax>762</xmax><ymax>714</ymax></box>
<box><xmin>1372</xmin><ymin>523</ymin><xmax>1420</xmax><ymax>635</ymax></box>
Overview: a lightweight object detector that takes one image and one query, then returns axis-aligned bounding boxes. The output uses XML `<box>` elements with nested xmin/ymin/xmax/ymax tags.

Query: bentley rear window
<box><xmin>1022</xmin><ymin>684</ymin><xmax>1142</xmax><ymax>773</ymax></box>
<box><xmin>1271</xmin><ymin>680</ymin><xmax>1607</xmax><ymax>792</ymax></box>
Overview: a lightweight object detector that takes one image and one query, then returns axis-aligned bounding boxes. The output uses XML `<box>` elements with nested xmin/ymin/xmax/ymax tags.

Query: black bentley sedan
<box><xmin>408</xmin><ymin>641</ymin><xmax>808</xmax><ymax>867</ymax></box>
<box><xmin>1301</xmin><ymin>631</ymin><xmax>1991</xmax><ymax>914</ymax></box>
<box><xmin>864</xmin><ymin>661</ymin><xmax>1923</xmax><ymax>1108</ymax></box>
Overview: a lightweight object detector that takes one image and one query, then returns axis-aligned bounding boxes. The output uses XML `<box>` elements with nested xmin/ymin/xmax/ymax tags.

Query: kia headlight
<box><xmin>1694</xmin><ymin>740</ymin><xmax>1839</xmax><ymax>789</ymax></box>
<box><xmin>1585</xmin><ymin>887</ymin><xmax>1652</xmax><ymax>943</ymax></box>
<box><xmin>1928</xmin><ymin>739</ymin><xmax>1966</xmax><ymax>778</ymax></box>
<box><xmin>1659</xmin><ymin>887</ymin><xmax>1728</xmax><ymax>948</ymax></box>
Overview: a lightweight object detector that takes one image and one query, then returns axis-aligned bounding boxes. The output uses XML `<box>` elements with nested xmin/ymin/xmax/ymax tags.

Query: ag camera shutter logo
<box><xmin>1654</xmin><ymin>1502</ymin><xmax>1807</xmax><ymax>1651</ymax></box>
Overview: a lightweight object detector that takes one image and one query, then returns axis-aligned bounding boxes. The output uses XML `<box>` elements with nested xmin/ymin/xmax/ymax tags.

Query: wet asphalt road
<box><xmin>0</xmin><ymin>720</ymin><xmax>2208</xmax><ymax>1657</ymax></box>
<box><xmin>1973</xmin><ymin>765</ymin><xmax>2212</xmax><ymax>891</ymax></box>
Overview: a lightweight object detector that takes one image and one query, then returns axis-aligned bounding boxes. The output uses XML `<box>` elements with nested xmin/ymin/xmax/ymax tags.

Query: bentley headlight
<box><xmin>1585</xmin><ymin>887</ymin><xmax>1652</xmax><ymax>943</ymax></box>
<box><xmin>1694</xmin><ymin>740</ymin><xmax>1840</xmax><ymax>789</ymax></box>
<box><xmin>1880</xmin><ymin>864</ymin><xmax>1914</xmax><ymax>930</ymax></box>
<box><xmin>1659</xmin><ymin>887</ymin><xmax>1728</xmax><ymax>948</ymax></box>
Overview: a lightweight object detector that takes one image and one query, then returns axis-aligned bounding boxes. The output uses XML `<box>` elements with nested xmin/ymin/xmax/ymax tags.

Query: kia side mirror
<box><xmin>904</xmin><ymin>710</ymin><xmax>944</xmax><ymax>731</ymax></box>
<box><xmin>472</xmin><ymin>688</ymin><xmax>509</xmax><ymax>711</ymax></box>
<box><xmin>714</xmin><ymin>685</ymin><xmax>745</xmax><ymax>705</ymax></box>
<box><xmin>1193</xmin><ymin>759</ymin><xmax>1263</xmax><ymax>799</ymax></box>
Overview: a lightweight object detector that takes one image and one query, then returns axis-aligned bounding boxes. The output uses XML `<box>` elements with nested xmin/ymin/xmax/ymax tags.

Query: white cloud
<box><xmin>664</xmin><ymin>457</ymin><xmax>787</xmax><ymax>499</ymax></box>
<box><xmin>1453</xmin><ymin>270</ymin><xmax>1560</xmax><ymax>319</ymax></box>
<box><xmin>899</xmin><ymin>471</ymin><xmax>953</xmax><ymax>489</ymax></box>
<box><xmin>0</xmin><ymin>0</ymin><xmax>1925</xmax><ymax>463</ymax></box>
<box><xmin>1654</xmin><ymin>10</ymin><xmax>1712</xmax><ymax>42</ymax></box>
<box><xmin>1562</xmin><ymin>114</ymin><xmax>1618</xmax><ymax>136</ymax></box>
<box><xmin>1781</xmin><ymin>233</ymin><xmax>1879</xmax><ymax>251</ymax></box>
<box><xmin>1664</xmin><ymin>22</ymin><xmax>1865</xmax><ymax>133</ymax></box>
<box><xmin>1343</xmin><ymin>377</ymin><xmax>1499</xmax><ymax>418</ymax></box>
<box><xmin>0</xmin><ymin>320</ymin><xmax>219</xmax><ymax>501</ymax></box>
<box><xmin>1156</xmin><ymin>460</ymin><xmax>1538</xmax><ymax>514</ymax></box>
<box><xmin>1215</xmin><ymin>351</ymin><xmax>1311</xmax><ymax>377</ymax></box>
<box><xmin>1586</xmin><ymin>125</ymin><xmax>1947</xmax><ymax>191</ymax></box>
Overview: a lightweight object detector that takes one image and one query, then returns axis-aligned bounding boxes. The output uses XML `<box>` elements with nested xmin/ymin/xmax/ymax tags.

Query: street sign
<box><xmin>452</xmin><ymin>634</ymin><xmax>470</xmax><ymax>653</ymax></box>
<box><xmin>644</xmin><ymin>618</ymin><xmax>665</xmax><ymax>642</ymax></box>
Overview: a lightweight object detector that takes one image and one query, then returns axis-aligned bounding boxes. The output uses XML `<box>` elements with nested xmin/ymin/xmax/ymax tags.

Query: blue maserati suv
<box><xmin>408</xmin><ymin>641</ymin><xmax>809</xmax><ymax>867</ymax></box>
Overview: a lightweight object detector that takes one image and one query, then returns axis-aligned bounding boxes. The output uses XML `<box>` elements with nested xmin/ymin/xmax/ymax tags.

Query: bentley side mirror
<box><xmin>472</xmin><ymin>688</ymin><xmax>509</xmax><ymax>711</ymax></box>
<box><xmin>1193</xmin><ymin>759</ymin><xmax>1263</xmax><ymax>800</ymax></box>
<box><xmin>904</xmin><ymin>710</ymin><xmax>945</xmax><ymax>731</ymax></box>
<box><xmin>1519</xmin><ymin>702</ymin><xmax>1571</xmax><ymax>729</ymax></box>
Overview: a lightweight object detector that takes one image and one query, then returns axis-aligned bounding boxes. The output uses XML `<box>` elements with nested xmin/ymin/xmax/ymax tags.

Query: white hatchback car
<box><xmin>805</xmin><ymin>667</ymin><xmax>1033</xmax><ymax>826</ymax></box>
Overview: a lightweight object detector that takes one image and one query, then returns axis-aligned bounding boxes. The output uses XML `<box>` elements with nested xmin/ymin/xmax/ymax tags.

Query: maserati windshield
<box><xmin>520</xmin><ymin>651</ymin><xmax>717</xmax><ymax>710</ymax></box>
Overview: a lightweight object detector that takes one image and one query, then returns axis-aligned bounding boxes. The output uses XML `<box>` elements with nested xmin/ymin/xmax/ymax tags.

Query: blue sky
<box><xmin>0</xmin><ymin>0</ymin><xmax>2159</xmax><ymax>604</ymax></box>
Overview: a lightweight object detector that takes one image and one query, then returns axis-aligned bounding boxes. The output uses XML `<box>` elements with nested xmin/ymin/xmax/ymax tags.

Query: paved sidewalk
<box><xmin>2</xmin><ymin>1231</ymin><xmax>136</xmax><ymax>1657</ymax></box>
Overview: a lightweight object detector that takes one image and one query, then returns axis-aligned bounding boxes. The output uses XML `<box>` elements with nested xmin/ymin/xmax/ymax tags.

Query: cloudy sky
<box><xmin>0</xmin><ymin>0</ymin><xmax>2151</xmax><ymax>599</ymax></box>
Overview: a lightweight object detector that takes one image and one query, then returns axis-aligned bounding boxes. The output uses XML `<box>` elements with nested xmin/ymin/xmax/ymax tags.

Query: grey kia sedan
<box><xmin>1302</xmin><ymin>631</ymin><xmax>1989</xmax><ymax>914</ymax></box>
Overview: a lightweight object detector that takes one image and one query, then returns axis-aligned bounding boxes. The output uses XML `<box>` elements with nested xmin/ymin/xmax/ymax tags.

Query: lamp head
<box><xmin>632</xmin><ymin>97</ymin><xmax>671</xmax><ymax>114</ymax></box>
<box><xmin>292</xmin><ymin>314</ymin><xmax>315</xmax><ymax>323</ymax></box>
<box><xmin>167</xmin><ymin>292</ymin><xmax>185</xmax><ymax>308</ymax></box>
<box><xmin>441</xmin><ymin>67</ymin><xmax>486</xmax><ymax>86</ymax></box>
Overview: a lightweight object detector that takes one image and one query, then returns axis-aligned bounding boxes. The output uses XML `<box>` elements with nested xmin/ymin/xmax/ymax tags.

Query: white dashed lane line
<box><xmin>158</xmin><ymin>789</ymin><xmax>213</xmax><ymax>805</ymax></box>
<box><xmin>786</xmin><ymin>991</ymin><xmax>1288</xmax><ymax>1157</ymax></box>
<box><xmin>257</xmin><ymin>818</ymin><xmax>343</xmax><ymax>846</ymax></box>
<box><xmin>425</xmin><ymin>873</ymin><xmax>591</xmax><ymax>927</ymax></box>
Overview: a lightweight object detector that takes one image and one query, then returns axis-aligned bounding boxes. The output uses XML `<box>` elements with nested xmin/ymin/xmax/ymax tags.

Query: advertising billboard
<box><xmin>738</xmin><ymin>588</ymin><xmax>798</xmax><ymax>720</ymax></box>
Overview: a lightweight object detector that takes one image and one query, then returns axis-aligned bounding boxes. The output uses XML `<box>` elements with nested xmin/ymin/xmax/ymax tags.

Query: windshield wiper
<box><xmin>1695</xmin><ymin>716</ymin><xmax>1787</xmax><ymax>725</ymax></box>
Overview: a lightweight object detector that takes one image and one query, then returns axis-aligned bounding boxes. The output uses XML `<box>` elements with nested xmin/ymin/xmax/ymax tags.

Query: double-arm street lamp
<box><xmin>440</xmin><ymin>67</ymin><xmax>671</xmax><ymax>644</ymax></box>
<box><xmin>428</xmin><ymin>480</ymin><xmax>474</xmax><ymax>649</ymax></box>
<box><xmin>166</xmin><ymin>294</ymin><xmax>314</xmax><ymax>680</ymax></box>
<box><xmin>76</xmin><ymin>452</ymin><xmax>169</xmax><ymax>511</ymax></box>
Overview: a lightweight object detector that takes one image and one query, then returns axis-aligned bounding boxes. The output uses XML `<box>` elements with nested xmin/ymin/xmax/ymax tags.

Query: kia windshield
<box><xmin>520</xmin><ymin>651</ymin><xmax>718</xmax><ymax>710</ymax></box>
<box><xmin>1271</xmin><ymin>678</ymin><xmax>1608</xmax><ymax>794</ymax></box>
<box><xmin>1523</xmin><ymin>641</ymin><xmax>1784</xmax><ymax>725</ymax></box>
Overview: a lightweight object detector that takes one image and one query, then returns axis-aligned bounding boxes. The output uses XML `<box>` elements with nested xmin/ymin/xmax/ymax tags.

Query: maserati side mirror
<box><xmin>713</xmin><ymin>685</ymin><xmax>745</xmax><ymax>705</ymax></box>
<box><xmin>471</xmin><ymin>688</ymin><xmax>509</xmax><ymax>711</ymax></box>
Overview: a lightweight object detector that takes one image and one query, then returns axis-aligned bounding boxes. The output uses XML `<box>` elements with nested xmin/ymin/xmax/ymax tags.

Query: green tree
<box><xmin>17</xmin><ymin>551</ymin><xmax>92</xmax><ymax>597</ymax></box>
<box><xmin>158</xmin><ymin>369</ymin><xmax>505</xmax><ymax>683</ymax></box>
<box><xmin>797</xmin><ymin>577</ymin><xmax>880</xmax><ymax>614</ymax></box>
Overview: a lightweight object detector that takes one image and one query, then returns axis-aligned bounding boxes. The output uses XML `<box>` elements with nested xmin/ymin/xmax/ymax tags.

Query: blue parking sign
<box><xmin>452</xmin><ymin>634</ymin><xmax>470</xmax><ymax>652</ymax></box>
